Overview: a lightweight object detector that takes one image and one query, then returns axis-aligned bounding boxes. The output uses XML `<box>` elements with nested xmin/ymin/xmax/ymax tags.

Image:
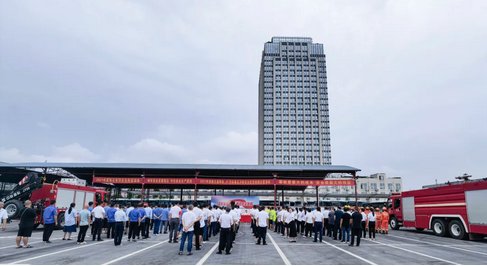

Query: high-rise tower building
<box><xmin>258</xmin><ymin>37</ymin><xmax>331</xmax><ymax>165</ymax></box>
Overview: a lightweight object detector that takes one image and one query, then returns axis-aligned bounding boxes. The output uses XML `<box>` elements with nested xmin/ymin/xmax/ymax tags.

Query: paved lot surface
<box><xmin>1</xmin><ymin>222</ymin><xmax>486</xmax><ymax>265</ymax></box>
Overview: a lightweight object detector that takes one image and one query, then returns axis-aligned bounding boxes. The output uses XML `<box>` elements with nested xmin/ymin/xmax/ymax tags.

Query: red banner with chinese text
<box><xmin>93</xmin><ymin>177</ymin><xmax>354</xmax><ymax>186</ymax></box>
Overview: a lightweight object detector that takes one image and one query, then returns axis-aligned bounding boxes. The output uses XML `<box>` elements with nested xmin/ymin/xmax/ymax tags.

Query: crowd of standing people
<box><xmin>250</xmin><ymin>205</ymin><xmax>390</xmax><ymax>247</ymax></box>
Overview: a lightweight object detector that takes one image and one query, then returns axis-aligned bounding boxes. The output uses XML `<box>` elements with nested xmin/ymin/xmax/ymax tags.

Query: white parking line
<box><xmin>102</xmin><ymin>239</ymin><xmax>169</xmax><ymax>265</ymax></box>
<box><xmin>9</xmin><ymin>241</ymin><xmax>109</xmax><ymax>264</ymax></box>
<box><xmin>373</xmin><ymin>240</ymin><xmax>460</xmax><ymax>265</ymax></box>
<box><xmin>388</xmin><ymin>234</ymin><xmax>487</xmax><ymax>256</ymax></box>
<box><xmin>0</xmin><ymin>238</ymin><xmax>62</xmax><ymax>250</ymax></box>
<box><xmin>321</xmin><ymin>240</ymin><xmax>377</xmax><ymax>265</ymax></box>
<box><xmin>267</xmin><ymin>233</ymin><xmax>291</xmax><ymax>265</ymax></box>
<box><xmin>196</xmin><ymin>241</ymin><xmax>220</xmax><ymax>265</ymax></box>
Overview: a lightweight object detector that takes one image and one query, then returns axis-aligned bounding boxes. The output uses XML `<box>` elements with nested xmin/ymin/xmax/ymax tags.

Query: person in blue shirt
<box><xmin>160</xmin><ymin>205</ymin><xmax>170</xmax><ymax>234</ymax></box>
<box><xmin>138</xmin><ymin>205</ymin><xmax>147</xmax><ymax>239</ymax></box>
<box><xmin>103</xmin><ymin>202</ymin><xmax>111</xmax><ymax>233</ymax></box>
<box><xmin>106</xmin><ymin>203</ymin><xmax>117</xmax><ymax>239</ymax></box>
<box><xmin>152</xmin><ymin>205</ymin><xmax>163</xmax><ymax>235</ymax></box>
<box><xmin>128</xmin><ymin>205</ymin><xmax>141</xmax><ymax>242</ymax></box>
<box><xmin>42</xmin><ymin>200</ymin><xmax>58</xmax><ymax>243</ymax></box>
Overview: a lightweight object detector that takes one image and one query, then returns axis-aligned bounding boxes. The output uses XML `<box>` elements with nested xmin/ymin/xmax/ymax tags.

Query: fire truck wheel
<box><xmin>390</xmin><ymin>216</ymin><xmax>400</xmax><ymax>230</ymax></box>
<box><xmin>4</xmin><ymin>200</ymin><xmax>23</xmax><ymax>219</ymax></box>
<box><xmin>432</xmin><ymin>219</ymin><xmax>449</xmax><ymax>237</ymax></box>
<box><xmin>56</xmin><ymin>213</ymin><xmax>65</xmax><ymax>230</ymax></box>
<box><xmin>448</xmin><ymin>220</ymin><xmax>467</xmax><ymax>240</ymax></box>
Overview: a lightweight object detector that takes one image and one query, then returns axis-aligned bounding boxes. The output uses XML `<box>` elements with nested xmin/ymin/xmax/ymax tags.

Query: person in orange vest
<box><xmin>375</xmin><ymin>208</ymin><xmax>382</xmax><ymax>233</ymax></box>
<box><xmin>381</xmin><ymin>207</ymin><xmax>389</xmax><ymax>234</ymax></box>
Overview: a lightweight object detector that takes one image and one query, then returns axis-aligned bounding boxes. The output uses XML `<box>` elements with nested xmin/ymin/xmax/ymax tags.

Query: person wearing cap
<box><xmin>217</xmin><ymin>207</ymin><xmax>234</xmax><ymax>255</ymax></box>
<box><xmin>381</xmin><ymin>207</ymin><xmax>390</xmax><ymax>234</ymax></box>
<box><xmin>375</xmin><ymin>208</ymin><xmax>382</xmax><ymax>233</ymax></box>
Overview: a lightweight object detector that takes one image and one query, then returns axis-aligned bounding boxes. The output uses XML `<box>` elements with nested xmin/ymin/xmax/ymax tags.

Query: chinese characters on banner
<box><xmin>92</xmin><ymin>177</ymin><xmax>355</xmax><ymax>186</ymax></box>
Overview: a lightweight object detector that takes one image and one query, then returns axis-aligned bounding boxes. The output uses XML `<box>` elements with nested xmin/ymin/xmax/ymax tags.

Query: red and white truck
<box><xmin>387</xmin><ymin>178</ymin><xmax>487</xmax><ymax>240</ymax></box>
<box><xmin>2</xmin><ymin>172</ymin><xmax>108</xmax><ymax>229</ymax></box>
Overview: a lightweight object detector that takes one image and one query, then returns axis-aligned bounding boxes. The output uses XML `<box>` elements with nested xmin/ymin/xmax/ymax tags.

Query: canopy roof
<box><xmin>0</xmin><ymin>163</ymin><xmax>360</xmax><ymax>191</ymax></box>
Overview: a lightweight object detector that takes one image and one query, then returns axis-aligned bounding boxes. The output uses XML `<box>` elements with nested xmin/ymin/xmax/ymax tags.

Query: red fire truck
<box><xmin>2</xmin><ymin>172</ymin><xmax>108</xmax><ymax>229</ymax></box>
<box><xmin>387</xmin><ymin>177</ymin><xmax>487</xmax><ymax>240</ymax></box>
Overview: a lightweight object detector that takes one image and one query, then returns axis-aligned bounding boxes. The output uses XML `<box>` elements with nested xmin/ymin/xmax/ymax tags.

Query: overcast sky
<box><xmin>1</xmin><ymin>1</ymin><xmax>486</xmax><ymax>190</ymax></box>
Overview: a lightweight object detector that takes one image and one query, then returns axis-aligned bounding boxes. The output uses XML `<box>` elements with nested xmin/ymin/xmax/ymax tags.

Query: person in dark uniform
<box><xmin>350</xmin><ymin>207</ymin><xmax>363</xmax><ymax>246</ymax></box>
<box><xmin>16</xmin><ymin>200</ymin><xmax>36</xmax><ymax>248</ymax></box>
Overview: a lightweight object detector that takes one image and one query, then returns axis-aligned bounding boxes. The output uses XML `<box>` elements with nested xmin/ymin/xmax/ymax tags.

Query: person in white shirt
<box><xmin>229</xmin><ymin>205</ymin><xmax>239</xmax><ymax>246</ymax></box>
<box><xmin>0</xmin><ymin>202</ymin><xmax>8</xmax><ymax>232</ymax></box>
<box><xmin>168</xmin><ymin>203</ymin><xmax>181</xmax><ymax>243</ymax></box>
<box><xmin>202</xmin><ymin>205</ymin><xmax>209</xmax><ymax>242</ymax></box>
<box><xmin>288</xmin><ymin>208</ymin><xmax>298</xmax><ymax>243</ymax></box>
<box><xmin>114</xmin><ymin>205</ymin><xmax>127</xmax><ymax>246</ymax></box>
<box><xmin>323</xmin><ymin>207</ymin><xmax>330</xmax><ymax>237</ymax></box>
<box><xmin>192</xmin><ymin>204</ymin><xmax>203</xmax><ymax>250</ymax></box>
<box><xmin>217</xmin><ymin>207</ymin><xmax>233</xmax><ymax>255</ymax></box>
<box><xmin>279</xmin><ymin>208</ymin><xmax>286</xmax><ymax>236</ymax></box>
<box><xmin>305</xmin><ymin>208</ymin><xmax>314</xmax><ymax>237</ymax></box>
<box><xmin>360</xmin><ymin>207</ymin><xmax>368</xmax><ymax>239</ymax></box>
<box><xmin>256</xmin><ymin>206</ymin><xmax>269</xmax><ymax>245</ymax></box>
<box><xmin>297</xmin><ymin>208</ymin><xmax>305</xmax><ymax>235</ymax></box>
<box><xmin>179</xmin><ymin>205</ymin><xmax>197</xmax><ymax>256</ymax></box>
<box><xmin>143</xmin><ymin>205</ymin><xmax>153</xmax><ymax>239</ymax></box>
<box><xmin>284</xmin><ymin>207</ymin><xmax>293</xmax><ymax>239</ymax></box>
<box><xmin>92</xmin><ymin>204</ymin><xmax>105</xmax><ymax>241</ymax></box>
<box><xmin>366</xmin><ymin>210</ymin><xmax>377</xmax><ymax>240</ymax></box>
<box><xmin>250</xmin><ymin>205</ymin><xmax>258</xmax><ymax>238</ymax></box>
<box><xmin>312</xmin><ymin>207</ymin><xmax>324</xmax><ymax>242</ymax></box>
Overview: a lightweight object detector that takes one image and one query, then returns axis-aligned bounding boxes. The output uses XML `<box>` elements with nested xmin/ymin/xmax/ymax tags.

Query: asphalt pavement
<box><xmin>0</xmin><ymin>221</ymin><xmax>486</xmax><ymax>265</ymax></box>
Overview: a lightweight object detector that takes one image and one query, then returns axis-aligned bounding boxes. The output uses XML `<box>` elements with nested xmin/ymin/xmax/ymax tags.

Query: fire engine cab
<box><xmin>387</xmin><ymin>177</ymin><xmax>487</xmax><ymax>240</ymax></box>
<box><xmin>2</xmin><ymin>172</ymin><xmax>108</xmax><ymax>229</ymax></box>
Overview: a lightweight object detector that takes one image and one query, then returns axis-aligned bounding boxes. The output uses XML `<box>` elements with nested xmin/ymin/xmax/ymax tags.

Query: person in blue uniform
<box><xmin>106</xmin><ymin>203</ymin><xmax>117</xmax><ymax>238</ymax></box>
<box><xmin>42</xmin><ymin>200</ymin><xmax>58</xmax><ymax>243</ymax></box>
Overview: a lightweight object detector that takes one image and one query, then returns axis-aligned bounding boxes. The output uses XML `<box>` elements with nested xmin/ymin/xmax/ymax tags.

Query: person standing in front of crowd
<box><xmin>106</xmin><ymin>203</ymin><xmax>116</xmax><ymax>239</ymax></box>
<box><xmin>77</xmin><ymin>205</ymin><xmax>91</xmax><ymax>245</ymax></box>
<box><xmin>43</xmin><ymin>200</ymin><xmax>58</xmax><ymax>243</ymax></box>
<box><xmin>350</xmin><ymin>207</ymin><xmax>362</xmax><ymax>247</ymax></box>
<box><xmin>92</xmin><ymin>201</ymin><xmax>105</xmax><ymax>241</ymax></box>
<box><xmin>114</xmin><ymin>205</ymin><xmax>127</xmax><ymax>246</ymax></box>
<box><xmin>144</xmin><ymin>204</ymin><xmax>152</xmax><ymax>239</ymax></box>
<box><xmin>0</xmin><ymin>202</ymin><xmax>8</xmax><ymax>232</ymax></box>
<box><xmin>333</xmin><ymin>206</ymin><xmax>343</xmax><ymax>241</ymax></box>
<box><xmin>16</xmin><ymin>200</ymin><xmax>36</xmax><ymax>248</ymax></box>
<box><xmin>152</xmin><ymin>204</ymin><xmax>162</xmax><ymax>235</ymax></box>
<box><xmin>179</xmin><ymin>204</ymin><xmax>197</xmax><ymax>256</ymax></box>
<box><xmin>328</xmin><ymin>207</ymin><xmax>335</xmax><ymax>238</ymax></box>
<box><xmin>256</xmin><ymin>206</ymin><xmax>268</xmax><ymax>245</ymax></box>
<box><xmin>367</xmin><ymin>208</ymin><xmax>376</xmax><ymax>240</ymax></box>
<box><xmin>63</xmin><ymin>203</ymin><xmax>78</xmax><ymax>240</ymax></box>
<box><xmin>168</xmin><ymin>203</ymin><xmax>181</xmax><ymax>243</ymax></box>
<box><xmin>340</xmin><ymin>207</ymin><xmax>351</xmax><ymax>243</ymax></box>
<box><xmin>323</xmin><ymin>207</ymin><xmax>330</xmax><ymax>237</ymax></box>
<box><xmin>217</xmin><ymin>207</ymin><xmax>233</xmax><ymax>255</ymax></box>
<box><xmin>312</xmin><ymin>207</ymin><xmax>324</xmax><ymax>243</ymax></box>
<box><xmin>127</xmin><ymin>203</ymin><xmax>141</xmax><ymax>242</ymax></box>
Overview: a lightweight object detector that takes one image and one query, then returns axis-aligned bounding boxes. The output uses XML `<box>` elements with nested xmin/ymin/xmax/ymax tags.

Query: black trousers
<box><xmin>144</xmin><ymin>218</ymin><xmax>151</xmax><ymax>238</ymax></box>
<box><xmin>323</xmin><ymin>219</ymin><xmax>329</xmax><ymax>236</ymax></box>
<box><xmin>93</xmin><ymin>218</ymin><xmax>103</xmax><ymax>240</ymax></box>
<box><xmin>138</xmin><ymin>222</ymin><xmax>145</xmax><ymax>238</ymax></box>
<box><xmin>257</xmin><ymin>226</ymin><xmax>267</xmax><ymax>244</ymax></box>
<box><xmin>301</xmin><ymin>221</ymin><xmax>306</xmax><ymax>234</ymax></box>
<box><xmin>43</xmin><ymin>223</ymin><xmax>55</xmax><ymax>241</ymax></box>
<box><xmin>333</xmin><ymin>222</ymin><xmax>341</xmax><ymax>240</ymax></box>
<box><xmin>296</xmin><ymin>220</ymin><xmax>301</xmax><ymax>233</ymax></box>
<box><xmin>219</xmin><ymin>228</ymin><xmax>232</xmax><ymax>253</ymax></box>
<box><xmin>114</xmin><ymin>222</ymin><xmax>124</xmax><ymax>246</ymax></box>
<box><xmin>194</xmin><ymin>222</ymin><xmax>201</xmax><ymax>249</ymax></box>
<box><xmin>369</xmin><ymin>222</ymin><xmax>376</xmax><ymax>239</ymax></box>
<box><xmin>305</xmin><ymin>223</ymin><xmax>313</xmax><ymax>237</ymax></box>
<box><xmin>107</xmin><ymin>222</ymin><xmax>115</xmax><ymax>238</ymax></box>
<box><xmin>77</xmin><ymin>225</ymin><xmax>88</xmax><ymax>243</ymax></box>
<box><xmin>128</xmin><ymin>221</ymin><xmax>139</xmax><ymax>240</ymax></box>
<box><xmin>351</xmin><ymin>228</ymin><xmax>361</xmax><ymax>246</ymax></box>
<box><xmin>274</xmin><ymin>221</ymin><xmax>279</xmax><ymax>233</ymax></box>
<box><xmin>280</xmin><ymin>221</ymin><xmax>285</xmax><ymax>235</ymax></box>
<box><xmin>327</xmin><ymin>222</ymin><xmax>333</xmax><ymax>237</ymax></box>
<box><xmin>361</xmin><ymin>221</ymin><xmax>367</xmax><ymax>238</ymax></box>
